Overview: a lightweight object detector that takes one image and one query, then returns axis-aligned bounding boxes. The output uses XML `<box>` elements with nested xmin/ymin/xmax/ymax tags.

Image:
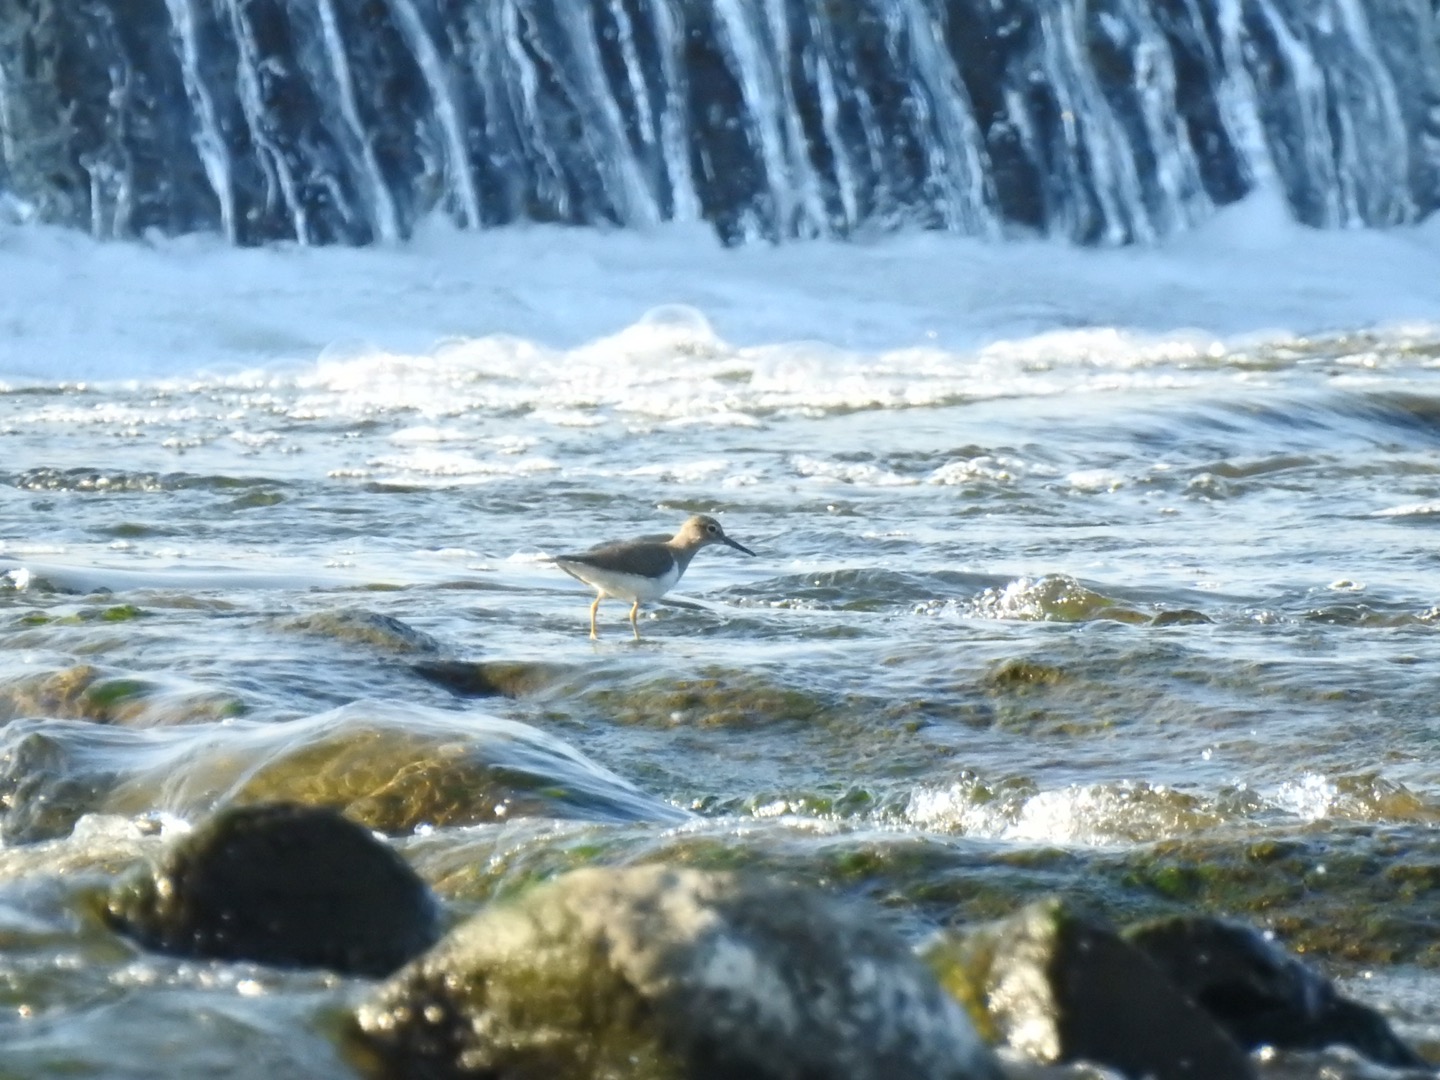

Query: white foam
<box><xmin>3</xmin><ymin>193</ymin><xmax>1439</xmax><ymax>388</ymax></box>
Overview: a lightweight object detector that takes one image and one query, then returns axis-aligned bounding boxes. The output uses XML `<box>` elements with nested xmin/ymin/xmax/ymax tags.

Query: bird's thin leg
<box><xmin>589</xmin><ymin>595</ymin><xmax>602</xmax><ymax>639</ymax></box>
<box><xmin>629</xmin><ymin>600</ymin><xmax>641</xmax><ymax>641</ymax></box>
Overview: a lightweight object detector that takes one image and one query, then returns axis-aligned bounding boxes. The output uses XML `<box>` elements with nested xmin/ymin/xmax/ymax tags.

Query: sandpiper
<box><xmin>553</xmin><ymin>514</ymin><xmax>755</xmax><ymax>639</ymax></box>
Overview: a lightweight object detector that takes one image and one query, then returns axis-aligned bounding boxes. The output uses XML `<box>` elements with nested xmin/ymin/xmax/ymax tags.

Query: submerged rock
<box><xmin>1125</xmin><ymin>916</ymin><xmax>1427</xmax><ymax>1069</ymax></box>
<box><xmin>282</xmin><ymin>609</ymin><xmax>441</xmax><ymax>654</ymax></box>
<box><xmin>0</xmin><ymin>702</ymin><xmax>687</xmax><ymax>843</ymax></box>
<box><xmin>348</xmin><ymin>864</ymin><xmax>1003</xmax><ymax>1080</ymax></box>
<box><xmin>106</xmin><ymin>802</ymin><xmax>439</xmax><ymax>976</ymax></box>
<box><xmin>586</xmin><ymin>667</ymin><xmax>833</xmax><ymax>729</ymax></box>
<box><xmin>0</xmin><ymin>663</ymin><xmax>244</xmax><ymax>726</ymax></box>
<box><xmin>927</xmin><ymin>897</ymin><xmax>1254</xmax><ymax>1079</ymax></box>
<box><xmin>412</xmin><ymin>658</ymin><xmax>573</xmax><ymax>698</ymax></box>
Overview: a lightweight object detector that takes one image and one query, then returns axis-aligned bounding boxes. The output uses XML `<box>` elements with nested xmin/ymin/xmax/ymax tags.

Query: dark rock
<box><xmin>105</xmin><ymin>802</ymin><xmax>439</xmax><ymax>976</ymax></box>
<box><xmin>926</xmin><ymin>897</ymin><xmax>1255</xmax><ymax>1079</ymax></box>
<box><xmin>1125</xmin><ymin>916</ymin><xmax>1428</xmax><ymax>1069</ymax></box>
<box><xmin>348</xmin><ymin>864</ymin><xmax>1003</xmax><ymax>1080</ymax></box>
<box><xmin>411</xmin><ymin>659</ymin><xmax>571</xmax><ymax>698</ymax></box>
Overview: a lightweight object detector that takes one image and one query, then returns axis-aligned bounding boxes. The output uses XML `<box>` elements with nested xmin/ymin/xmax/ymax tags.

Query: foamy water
<box><xmin>4</xmin><ymin>191</ymin><xmax>1439</xmax><ymax>386</ymax></box>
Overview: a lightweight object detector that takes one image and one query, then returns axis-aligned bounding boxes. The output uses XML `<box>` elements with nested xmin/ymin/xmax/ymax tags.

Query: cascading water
<box><xmin>0</xmin><ymin>0</ymin><xmax>1435</xmax><ymax>246</ymax></box>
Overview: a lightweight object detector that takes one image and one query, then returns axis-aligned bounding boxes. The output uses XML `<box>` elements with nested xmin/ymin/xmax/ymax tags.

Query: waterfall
<box><xmin>0</xmin><ymin>0</ymin><xmax>1434</xmax><ymax>247</ymax></box>
<box><xmin>163</xmin><ymin>0</ymin><xmax>239</xmax><ymax>243</ymax></box>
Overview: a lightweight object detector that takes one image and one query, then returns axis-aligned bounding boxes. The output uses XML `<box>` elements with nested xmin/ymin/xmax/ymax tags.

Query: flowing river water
<box><xmin>2</xmin><ymin>211</ymin><xmax>1440</xmax><ymax>1073</ymax></box>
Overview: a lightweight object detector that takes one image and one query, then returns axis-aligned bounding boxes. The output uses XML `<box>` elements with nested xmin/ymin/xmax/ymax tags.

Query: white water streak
<box><xmin>1211</xmin><ymin>0</ymin><xmax>1282</xmax><ymax>192</ymax></box>
<box><xmin>224</xmin><ymin>0</ymin><xmax>309</xmax><ymax>243</ymax></box>
<box><xmin>1329</xmin><ymin>0</ymin><xmax>1414</xmax><ymax>224</ymax></box>
<box><xmin>1041</xmin><ymin>1</ymin><xmax>1151</xmax><ymax>243</ymax></box>
<box><xmin>315</xmin><ymin>0</ymin><xmax>402</xmax><ymax>243</ymax></box>
<box><xmin>713</xmin><ymin>0</ymin><xmax>814</xmax><ymax>236</ymax></box>
<box><xmin>894</xmin><ymin>0</ymin><xmax>998</xmax><ymax>236</ymax></box>
<box><xmin>813</xmin><ymin>39</ymin><xmax>860</xmax><ymax>229</ymax></box>
<box><xmin>553</xmin><ymin>4</ymin><xmax>662</xmax><ymax>226</ymax></box>
<box><xmin>1256</xmin><ymin>0</ymin><xmax>1344</xmax><ymax>222</ymax></box>
<box><xmin>163</xmin><ymin>0</ymin><xmax>238</xmax><ymax>243</ymax></box>
<box><xmin>649</xmin><ymin>1</ymin><xmax>701</xmax><ymax>222</ymax></box>
<box><xmin>386</xmin><ymin>0</ymin><xmax>484</xmax><ymax>229</ymax></box>
<box><xmin>762</xmin><ymin>0</ymin><xmax>832</xmax><ymax>235</ymax></box>
<box><xmin>491</xmin><ymin>1</ymin><xmax>571</xmax><ymax>214</ymax></box>
<box><xmin>1117</xmin><ymin>0</ymin><xmax>1211</xmax><ymax>231</ymax></box>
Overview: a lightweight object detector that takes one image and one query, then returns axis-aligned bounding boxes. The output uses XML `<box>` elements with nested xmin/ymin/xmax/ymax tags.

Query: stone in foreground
<box><xmin>927</xmin><ymin>897</ymin><xmax>1255</xmax><ymax>1080</ymax></box>
<box><xmin>1125</xmin><ymin>916</ymin><xmax>1427</xmax><ymax>1069</ymax></box>
<box><xmin>348</xmin><ymin>864</ymin><xmax>1002</xmax><ymax>1080</ymax></box>
<box><xmin>106</xmin><ymin>802</ymin><xmax>439</xmax><ymax>976</ymax></box>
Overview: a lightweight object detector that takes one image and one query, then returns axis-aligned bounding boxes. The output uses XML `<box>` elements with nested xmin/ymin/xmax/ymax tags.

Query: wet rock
<box><xmin>106</xmin><ymin>802</ymin><xmax>439</xmax><ymax>976</ymax></box>
<box><xmin>0</xmin><ymin>664</ymin><xmax>244</xmax><ymax>726</ymax></box>
<box><xmin>970</xmin><ymin>575</ymin><xmax>1149</xmax><ymax>625</ymax></box>
<box><xmin>348</xmin><ymin>864</ymin><xmax>1003</xmax><ymax>1080</ymax></box>
<box><xmin>0</xmin><ymin>724</ymin><xmax>117</xmax><ymax>844</ymax></box>
<box><xmin>1125</xmin><ymin>916</ymin><xmax>1427</xmax><ymax>1069</ymax></box>
<box><xmin>282</xmin><ymin>609</ymin><xmax>441</xmax><ymax>654</ymax></box>
<box><xmin>984</xmin><ymin>659</ymin><xmax>1072</xmax><ymax>689</ymax></box>
<box><xmin>412</xmin><ymin>658</ymin><xmax>572</xmax><ymax>698</ymax></box>
<box><xmin>587</xmin><ymin>667</ymin><xmax>832</xmax><ymax>729</ymax></box>
<box><xmin>1149</xmin><ymin>609</ymin><xmax>1213</xmax><ymax>627</ymax></box>
<box><xmin>927</xmin><ymin>897</ymin><xmax>1254</xmax><ymax>1079</ymax></box>
<box><xmin>0</xmin><ymin>702</ymin><xmax>687</xmax><ymax>843</ymax></box>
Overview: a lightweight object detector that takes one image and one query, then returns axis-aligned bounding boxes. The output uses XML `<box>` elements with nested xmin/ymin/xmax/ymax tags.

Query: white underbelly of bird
<box><xmin>555</xmin><ymin>561</ymin><xmax>680</xmax><ymax>603</ymax></box>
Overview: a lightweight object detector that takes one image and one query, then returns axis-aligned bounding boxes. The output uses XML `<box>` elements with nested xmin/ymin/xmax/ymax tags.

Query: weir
<box><xmin>0</xmin><ymin>0</ymin><xmax>1435</xmax><ymax>246</ymax></box>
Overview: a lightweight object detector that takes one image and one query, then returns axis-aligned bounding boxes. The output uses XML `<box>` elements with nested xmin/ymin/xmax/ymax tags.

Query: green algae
<box><xmin>0</xmin><ymin>665</ymin><xmax>244</xmax><ymax>726</ymax></box>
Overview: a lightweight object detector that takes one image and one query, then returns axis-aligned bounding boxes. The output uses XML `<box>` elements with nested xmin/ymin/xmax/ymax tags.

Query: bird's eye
<box><xmin>707</xmin><ymin>524</ymin><xmax>719</xmax><ymax>534</ymax></box>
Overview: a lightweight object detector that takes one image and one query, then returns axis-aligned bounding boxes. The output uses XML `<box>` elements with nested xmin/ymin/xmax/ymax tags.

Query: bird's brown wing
<box><xmin>555</xmin><ymin>541</ymin><xmax>676</xmax><ymax>579</ymax></box>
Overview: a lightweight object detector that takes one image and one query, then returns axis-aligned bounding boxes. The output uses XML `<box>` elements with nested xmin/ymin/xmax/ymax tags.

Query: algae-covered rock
<box><xmin>587</xmin><ymin>666</ymin><xmax>832</xmax><ymax>729</ymax></box>
<box><xmin>1125</xmin><ymin>916</ymin><xmax>1427</xmax><ymax>1069</ymax></box>
<box><xmin>348</xmin><ymin>864</ymin><xmax>1003</xmax><ymax>1080</ymax></box>
<box><xmin>282</xmin><ymin>609</ymin><xmax>441</xmax><ymax>654</ymax></box>
<box><xmin>106</xmin><ymin>802</ymin><xmax>439</xmax><ymax>975</ymax></box>
<box><xmin>0</xmin><ymin>702</ymin><xmax>687</xmax><ymax>843</ymax></box>
<box><xmin>926</xmin><ymin>897</ymin><xmax>1254</xmax><ymax>1079</ymax></box>
<box><xmin>0</xmin><ymin>664</ymin><xmax>244</xmax><ymax>726</ymax></box>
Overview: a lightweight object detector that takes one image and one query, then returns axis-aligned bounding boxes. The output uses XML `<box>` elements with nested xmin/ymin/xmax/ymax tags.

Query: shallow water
<box><xmin>3</xmin><ymin>212</ymin><xmax>1440</xmax><ymax>1073</ymax></box>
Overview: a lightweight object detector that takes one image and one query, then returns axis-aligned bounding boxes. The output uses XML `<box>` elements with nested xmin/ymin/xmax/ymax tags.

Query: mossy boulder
<box><xmin>106</xmin><ymin>802</ymin><xmax>439</xmax><ymax>975</ymax></box>
<box><xmin>348</xmin><ymin>864</ymin><xmax>1003</xmax><ymax>1080</ymax></box>
<box><xmin>926</xmin><ymin>897</ymin><xmax>1254</xmax><ymax>1079</ymax></box>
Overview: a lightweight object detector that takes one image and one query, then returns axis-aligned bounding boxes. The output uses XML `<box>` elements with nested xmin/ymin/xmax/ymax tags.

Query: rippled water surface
<box><xmin>5</xmin><ymin>223</ymin><xmax>1440</xmax><ymax>1074</ymax></box>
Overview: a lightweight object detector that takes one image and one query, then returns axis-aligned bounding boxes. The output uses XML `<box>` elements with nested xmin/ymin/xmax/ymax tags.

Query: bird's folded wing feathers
<box><xmin>555</xmin><ymin>543</ymin><xmax>676</xmax><ymax>578</ymax></box>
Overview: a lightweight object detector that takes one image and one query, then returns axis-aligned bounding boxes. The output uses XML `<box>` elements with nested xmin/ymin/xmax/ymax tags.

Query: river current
<box><xmin>2</xmin><ymin>202</ymin><xmax>1440</xmax><ymax>1073</ymax></box>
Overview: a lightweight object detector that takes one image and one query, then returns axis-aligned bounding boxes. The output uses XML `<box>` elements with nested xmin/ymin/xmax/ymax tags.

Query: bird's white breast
<box><xmin>558</xmin><ymin>560</ymin><xmax>681</xmax><ymax>602</ymax></box>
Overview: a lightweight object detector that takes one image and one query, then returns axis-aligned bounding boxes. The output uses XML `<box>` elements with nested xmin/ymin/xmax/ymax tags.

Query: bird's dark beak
<box><xmin>723</xmin><ymin>536</ymin><xmax>756</xmax><ymax>556</ymax></box>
